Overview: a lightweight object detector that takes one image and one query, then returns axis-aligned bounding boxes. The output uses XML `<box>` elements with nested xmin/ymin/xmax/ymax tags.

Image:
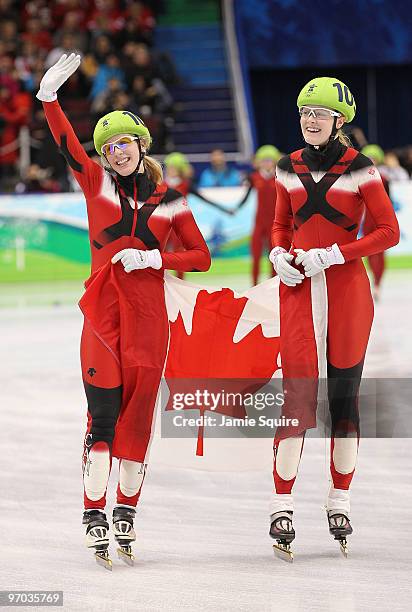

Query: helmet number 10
<box><xmin>333</xmin><ymin>82</ymin><xmax>354</xmax><ymax>106</ymax></box>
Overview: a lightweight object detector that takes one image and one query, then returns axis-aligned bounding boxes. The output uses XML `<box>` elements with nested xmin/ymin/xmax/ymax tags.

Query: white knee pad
<box><xmin>119</xmin><ymin>460</ymin><xmax>147</xmax><ymax>497</ymax></box>
<box><xmin>275</xmin><ymin>436</ymin><xmax>304</xmax><ymax>481</ymax></box>
<box><xmin>332</xmin><ymin>436</ymin><xmax>358</xmax><ymax>474</ymax></box>
<box><xmin>83</xmin><ymin>446</ymin><xmax>111</xmax><ymax>501</ymax></box>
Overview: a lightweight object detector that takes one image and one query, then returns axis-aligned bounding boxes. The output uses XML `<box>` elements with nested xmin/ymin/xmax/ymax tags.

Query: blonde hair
<box><xmin>101</xmin><ymin>135</ymin><xmax>164</xmax><ymax>184</ymax></box>
<box><xmin>143</xmin><ymin>155</ymin><xmax>163</xmax><ymax>184</ymax></box>
<box><xmin>337</xmin><ymin>128</ymin><xmax>352</xmax><ymax>147</ymax></box>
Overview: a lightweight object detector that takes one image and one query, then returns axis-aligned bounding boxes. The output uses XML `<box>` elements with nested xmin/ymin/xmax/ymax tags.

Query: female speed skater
<box><xmin>268</xmin><ymin>77</ymin><xmax>399</xmax><ymax>560</ymax></box>
<box><xmin>235</xmin><ymin>145</ymin><xmax>282</xmax><ymax>284</ymax></box>
<box><xmin>361</xmin><ymin>144</ymin><xmax>392</xmax><ymax>301</ymax></box>
<box><xmin>37</xmin><ymin>54</ymin><xmax>211</xmax><ymax>569</ymax></box>
<box><xmin>164</xmin><ymin>151</ymin><xmax>233</xmax><ymax>279</ymax></box>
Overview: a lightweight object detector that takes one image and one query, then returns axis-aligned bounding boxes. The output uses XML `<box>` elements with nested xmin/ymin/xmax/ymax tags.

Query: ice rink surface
<box><xmin>1</xmin><ymin>271</ymin><xmax>411</xmax><ymax>612</ymax></box>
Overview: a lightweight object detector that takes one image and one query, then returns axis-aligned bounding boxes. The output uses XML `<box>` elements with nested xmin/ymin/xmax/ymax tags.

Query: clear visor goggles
<box><xmin>102</xmin><ymin>135</ymin><xmax>139</xmax><ymax>156</ymax></box>
<box><xmin>299</xmin><ymin>106</ymin><xmax>341</xmax><ymax>120</ymax></box>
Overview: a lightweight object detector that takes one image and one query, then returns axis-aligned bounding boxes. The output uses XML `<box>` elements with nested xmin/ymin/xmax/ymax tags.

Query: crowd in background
<box><xmin>0</xmin><ymin>0</ymin><xmax>178</xmax><ymax>191</ymax></box>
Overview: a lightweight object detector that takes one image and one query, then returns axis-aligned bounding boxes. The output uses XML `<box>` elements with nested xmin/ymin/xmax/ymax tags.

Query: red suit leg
<box><xmin>326</xmin><ymin>261</ymin><xmax>373</xmax><ymax>490</ymax></box>
<box><xmin>81</xmin><ymin>320</ymin><xmax>122</xmax><ymax>510</ymax></box>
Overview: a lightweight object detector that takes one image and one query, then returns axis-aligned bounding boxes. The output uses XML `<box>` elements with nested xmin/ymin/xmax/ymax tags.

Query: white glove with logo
<box><xmin>36</xmin><ymin>53</ymin><xmax>81</xmax><ymax>102</ymax></box>
<box><xmin>111</xmin><ymin>248</ymin><xmax>163</xmax><ymax>273</ymax></box>
<box><xmin>269</xmin><ymin>246</ymin><xmax>304</xmax><ymax>287</ymax></box>
<box><xmin>294</xmin><ymin>244</ymin><xmax>344</xmax><ymax>277</ymax></box>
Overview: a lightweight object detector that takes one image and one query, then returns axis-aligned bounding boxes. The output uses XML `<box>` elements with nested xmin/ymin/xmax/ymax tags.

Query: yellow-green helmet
<box><xmin>164</xmin><ymin>152</ymin><xmax>190</xmax><ymax>171</ymax></box>
<box><xmin>93</xmin><ymin>110</ymin><xmax>151</xmax><ymax>156</ymax></box>
<box><xmin>255</xmin><ymin>145</ymin><xmax>282</xmax><ymax>162</ymax></box>
<box><xmin>361</xmin><ymin>144</ymin><xmax>385</xmax><ymax>165</ymax></box>
<box><xmin>297</xmin><ymin>77</ymin><xmax>356</xmax><ymax>122</ymax></box>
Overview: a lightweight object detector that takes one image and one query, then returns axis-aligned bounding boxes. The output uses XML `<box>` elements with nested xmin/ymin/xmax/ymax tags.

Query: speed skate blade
<box><xmin>95</xmin><ymin>552</ymin><xmax>113</xmax><ymax>571</ymax></box>
<box><xmin>273</xmin><ymin>543</ymin><xmax>294</xmax><ymax>563</ymax></box>
<box><xmin>117</xmin><ymin>546</ymin><xmax>134</xmax><ymax>566</ymax></box>
<box><xmin>339</xmin><ymin>540</ymin><xmax>349</xmax><ymax>558</ymax></box>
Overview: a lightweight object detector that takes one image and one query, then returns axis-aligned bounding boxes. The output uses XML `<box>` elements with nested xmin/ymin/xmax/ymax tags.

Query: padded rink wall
<box><xmin>0</xmin><ymin>183</ymin><xmax>411</xmax><ymax>282</ymax></box>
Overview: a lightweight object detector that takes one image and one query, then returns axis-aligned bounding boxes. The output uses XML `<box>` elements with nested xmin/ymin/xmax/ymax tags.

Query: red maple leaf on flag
<box><xmin>164</xmin><ymin>277</ymin><xmax>281</xmax><ymax>454</ymax></box>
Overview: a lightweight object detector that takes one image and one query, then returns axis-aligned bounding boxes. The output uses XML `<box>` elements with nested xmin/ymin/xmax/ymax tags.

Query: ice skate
<box><xmin>270</xmin><ymin>511</ymin><xmax>295</xmax><ymax>563</ymax></box>
<box><xmin>113</xmin><ymin>506</ymin><xmax>136</xmax><ymax>566</ymax></box>
<box><xmin>83</xmin><ymin>510</ymin><xmax>112</xmax><ymax>570</ymax></box>
<box><xmin>327</xmin><ymin>509</ymin><xmax>353</xmax><ymax>557</ymax></box>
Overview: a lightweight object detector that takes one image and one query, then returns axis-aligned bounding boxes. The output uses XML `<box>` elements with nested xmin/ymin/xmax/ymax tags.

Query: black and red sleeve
<box><xmin>42</xmin><ymin>100</ymin><xmax>103</xmax><ymax>197</ymax></box>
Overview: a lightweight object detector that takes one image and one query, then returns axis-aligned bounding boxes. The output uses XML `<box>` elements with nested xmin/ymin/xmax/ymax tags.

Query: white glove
<box><xmin>36</xmin><ymin>53</ymin><xmax>81</xmax><ymax>102</ymax></box>
<box><xmin>294</xmin><ymin>244</ymin><xmax>344</xmax><ymax>277</ymax></box>
<box><xmin>269</xmin><ymin>246</ymin><xmax>304</xmax><ymax>287</ymax></box>
<box><xmin>111</xmin><ymin>248</ymin><xmax>162</xmax><ymax>273</ymax></box>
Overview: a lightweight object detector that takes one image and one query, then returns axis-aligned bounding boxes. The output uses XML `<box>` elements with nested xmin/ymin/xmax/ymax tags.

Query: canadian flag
<box><xmin>163</xmin><ymin>273</ymin><xmax>327</xmax><ymax>455</ymax></box>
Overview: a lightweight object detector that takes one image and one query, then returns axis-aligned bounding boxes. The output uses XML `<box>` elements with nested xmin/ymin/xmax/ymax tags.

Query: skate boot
<box><xmin>113</xmin><ymin>506</ymin><xmax>136</xmax><ymax>566</ymax></box>
<box><xmin>270</xmin><ymin>511</ymin><xmax>295</xmax><ymax>563</ymax></box>
<box><xmin>83</xmin><ymin>509</ymin><xmax>112</xmax><ymax>570</ymax></box>
<box><xmin>327</xmin><ymin>509</ymin><xmax>353</xmax><ymax>557</ymax></box>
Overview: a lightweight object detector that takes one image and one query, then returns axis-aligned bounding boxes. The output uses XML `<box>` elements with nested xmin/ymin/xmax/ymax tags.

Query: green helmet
<box><xmin>255</xmin><ymin>145</ymin><xmax>282</xmax><ymax>162</ymax></box>
<box><xmin>297</xmin><ymin>77</ymin><xmax>356</xmax><ymax>122</ymax></box>
<box><xmin>93</xmin><ymin>110</ymin><xmax>151</xmax><ymax>156</ymax></box>
<box><xmin>164</xmin><ymin>152</ymin><xmax>190</xmax><ymax>171</ymax></box>
<box><xmin>361</xmin><ymin>144</ymin><xmax>385</xmax><ymax>165</ymax></box>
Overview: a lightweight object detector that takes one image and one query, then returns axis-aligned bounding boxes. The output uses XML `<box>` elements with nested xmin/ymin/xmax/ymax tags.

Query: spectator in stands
<box><xmin>91</xmin><ymin>76</ymin><xmax>123</xmax><ymax>115</ymax></box>
<box><xmin>51</xmin><ymin>0</ymin><xmax>87</xmax><ymax>32</ymax></box>
<box><xmin>344</xmin><ymin>125</ymin><xmax>368</xmax><ymax>150</ymax></box>
<box><xmin>0</xmin><ymin>83</ymin><xmax>32</xmax><ymax>181</ymax></box>
<box><xmin>81</xmin><ymin>35</ymin><xmax>114</xmax><ymax>90</ymax></box>
<box><xmin>0</xmin><ymin>54</ymin><xmax>20</xmax><ymax>98</ymax></box>
<box><xmin>15</xmin><ymin>164</ymin><xmax>61</xmax><ymax>194</ymax></box>
<box><xmin>45</xmin><ymin>33</ymin><xmax>82</xmax><ymax>70</ymax></box>
<box><xmin>384</xmin><ymin>151</ymin><xmax>409</xmax><ymax>180</ymax></box>
<box><xmin>400</xmin><ymin>146</ymin><xmax>412</xmax><ymax>177</ymax></box>
<box><xmin>0</xmin><ymin>19</ymin><xmax>19</xmax><ymax>56</ymax></box>
<box><xmin>21</xmin><ymin>17</ymin><xmax>53</xmax><ymax>52</ymax></box>
<box><xmin>130</xmin><ymin>74</ymin><xmax>172</xmax><ymax>115</ymax></box>
<box><xmin>53</xmin><ymin>10</ymin><xmax>89</xmax><ymax>54</ymax></box>
<box><xmin>90</xmin><ymin>34</ymin><xmax>113</xmax><ymax>65</ymax></box>
<box><xmin>0</xmin><ymin>0</ymin><xmax>19</xmax><ymax>24</ymax></box>
<box><xmin>90</xmin><ymin>53</ymin><xmax>126</xmax><ymax>101</ymax></box>
<box><xmin>86</xmin><ymin>0</ymin><xmax>125</xmax><ymax>37</ymax></box>
<box><xmin>15</xmin><ymin>40</ymin><xmax>43</xmax><ymax>92</ymax></box>
<box><xmin>198</xmin><ymin>149</ymin><xmax>242</xmax><ymax>188</ymax></box>
<box><xmin>125</xmin><ymin>43</ymin><xmax>159</xmax><ymax>88</ymax></box>
<box><xmin>29</xmin><ymin>102</ymin><xmax>71</xmax><ymax>191</ymax></box>
<box><xmin>112</xmin><ymin>90</ymin><xmax>141</xmax><ymax>117</ymax></box>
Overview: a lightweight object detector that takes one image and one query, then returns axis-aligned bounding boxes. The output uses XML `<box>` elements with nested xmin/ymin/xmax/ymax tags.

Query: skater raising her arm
<box><xmin>37</xmin><ymin>54</ymin><xmax>210</xmax><ymax>569</ymax></box>
<box><xmin>268</xmin><ymin>77</ymin><xmax>399</xmax><ymax>560</ymax></box>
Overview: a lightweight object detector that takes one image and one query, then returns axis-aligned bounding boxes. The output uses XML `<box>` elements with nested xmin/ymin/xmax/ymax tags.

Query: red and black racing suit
<box><xmin>43</xmin><ymin>100</ymin><xmax>211</xmax><ymax>509</ymax></box>
<box><xmin>271</xmin><ymin>138</ymin><xmax>399</xmax><ymax>494</ymax></box>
